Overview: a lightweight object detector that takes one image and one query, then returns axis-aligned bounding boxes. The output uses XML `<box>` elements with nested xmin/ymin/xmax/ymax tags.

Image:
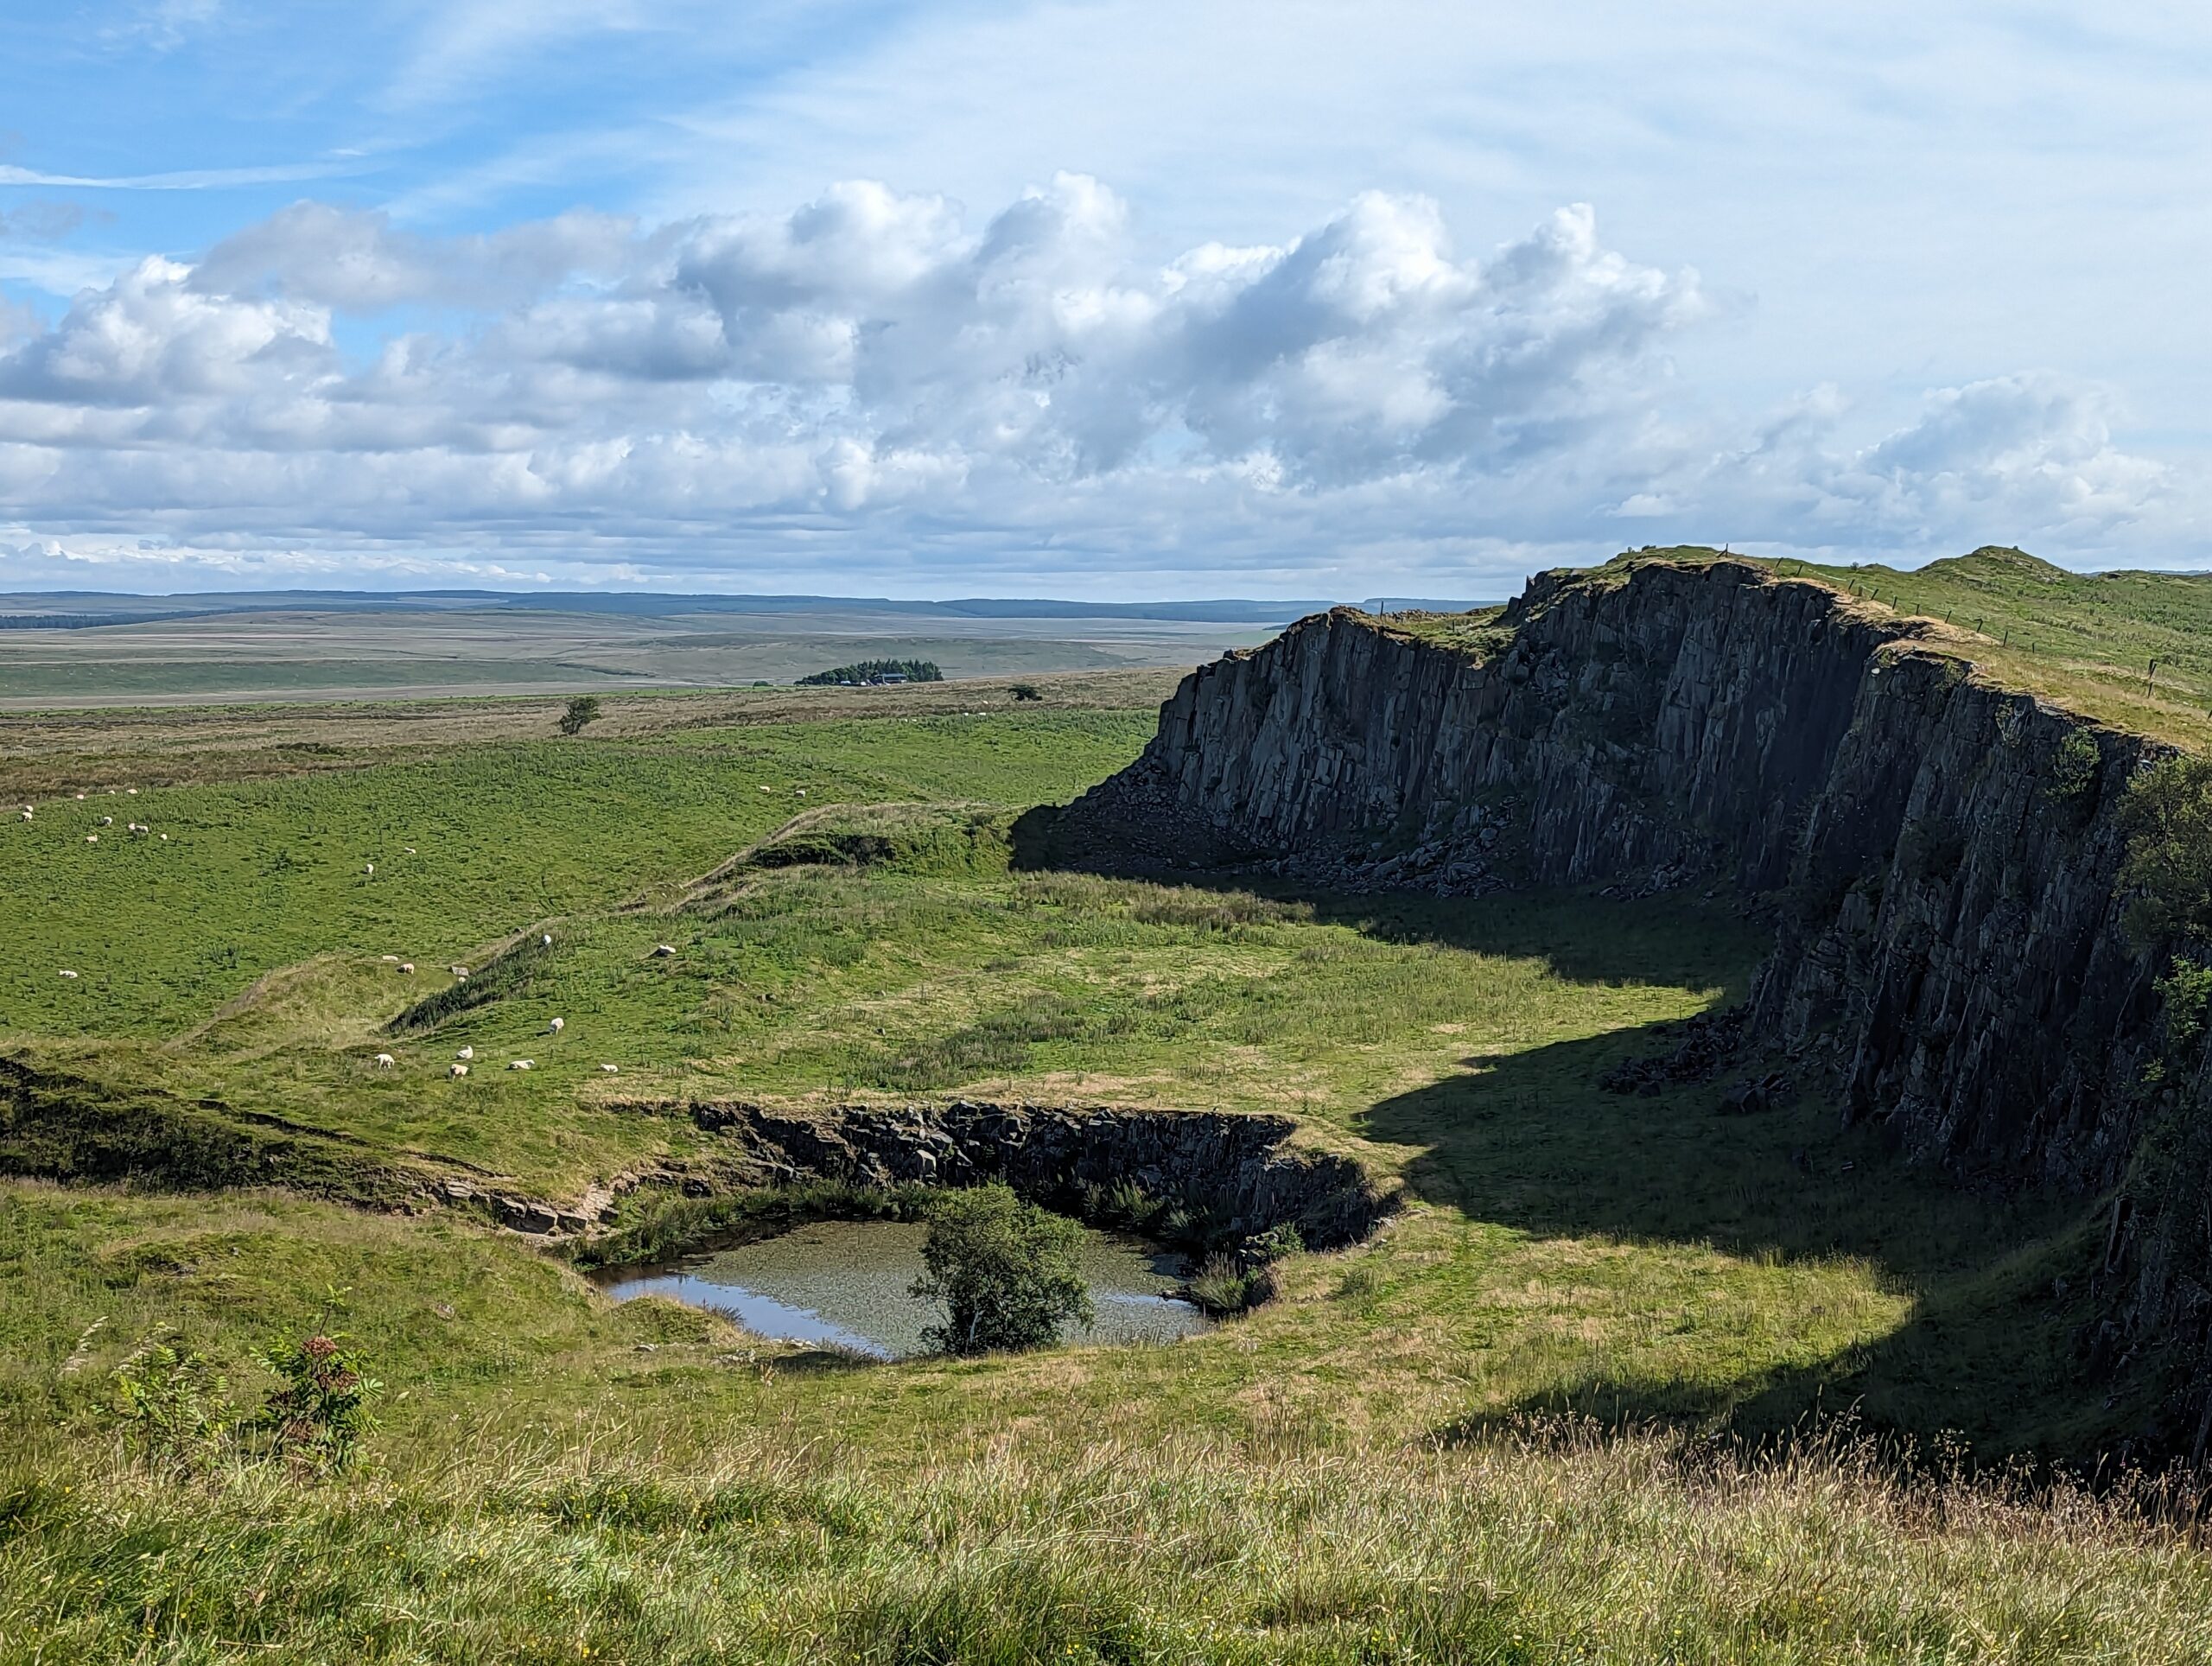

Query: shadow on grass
<box><xmin>1363</xmin><ymin>1027</ymin><xmax>2121</xmax><ymax>1461</ymax></box>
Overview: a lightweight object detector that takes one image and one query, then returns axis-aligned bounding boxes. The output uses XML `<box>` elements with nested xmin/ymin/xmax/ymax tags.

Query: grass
<box><xmin>1580</xmin><ymin>545</ymin><xmax>2212</xmax><ymax>748</ymax></box>
<box><xmin>3</xmin><ymin>622</ymin><xmax>2210</xmax><ymax>1658</ymax></box>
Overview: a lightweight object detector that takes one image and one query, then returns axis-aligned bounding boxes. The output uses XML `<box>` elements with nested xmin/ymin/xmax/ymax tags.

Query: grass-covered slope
<box><xmin>3</xmin><ymin>647</ymin><xmax>2209</xmax><ymax>1659</ymax></box>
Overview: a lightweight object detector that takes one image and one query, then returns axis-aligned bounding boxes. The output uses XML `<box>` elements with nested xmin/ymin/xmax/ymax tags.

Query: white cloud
<box><xmin>0</xmin><ymin>180</ymin><xmax>2196</xmax><ymax>594</ymax></box>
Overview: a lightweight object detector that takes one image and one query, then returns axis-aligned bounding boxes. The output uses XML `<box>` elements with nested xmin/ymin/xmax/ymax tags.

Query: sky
<box><xmin>0</xmin><ymin>2</ymin><xmax>2207</xmax><ymax>598</ymax></box>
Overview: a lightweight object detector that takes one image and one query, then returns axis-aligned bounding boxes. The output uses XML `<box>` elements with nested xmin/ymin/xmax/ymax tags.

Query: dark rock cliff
<box><xmin>1065</xmin><ymin>557</ymin><xmax>2212</xmax><ymax>1430</ymax></box>
<box><xmin>623</xmin><ymin>1099</ymin><xmax>1390</xmax><ymax>1249</ymax></box>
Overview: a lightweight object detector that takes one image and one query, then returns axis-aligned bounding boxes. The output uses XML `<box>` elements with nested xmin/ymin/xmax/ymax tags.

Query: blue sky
<box><xmin>0</xmin><ymin>1</ymin><xmax>2206</xmax><ymax>595</ymax></box>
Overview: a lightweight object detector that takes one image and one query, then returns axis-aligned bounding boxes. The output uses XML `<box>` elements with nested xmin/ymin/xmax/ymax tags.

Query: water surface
<box><xmin>603</xmin><ymin>1218</ymin><xmax>1209</xmax><ymax>1358</ymax></box>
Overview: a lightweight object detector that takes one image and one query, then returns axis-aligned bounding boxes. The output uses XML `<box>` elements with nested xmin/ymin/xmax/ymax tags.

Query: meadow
<box><xmin>1</xmin><ymin>656</ymin><xmax>2207</xmax><ymax>1661</ymax></box>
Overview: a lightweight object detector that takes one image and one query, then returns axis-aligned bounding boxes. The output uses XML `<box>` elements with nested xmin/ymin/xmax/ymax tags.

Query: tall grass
<box><xmin>5</xmin><ymin>1421</ymin><xmax>2209</xmax><ymax>1663</ymax></box>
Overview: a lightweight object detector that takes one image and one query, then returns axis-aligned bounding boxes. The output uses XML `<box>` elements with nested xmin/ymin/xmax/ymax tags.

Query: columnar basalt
<box><xmin>1063</xmin><ymin>556</ymin><xmax>2212</xmax><ymax>1437</ymax></box>
<box><xmin>626</xmin><ymin>1099</ymin><xmax>1389</xmax><ymax>1249</ymax></box>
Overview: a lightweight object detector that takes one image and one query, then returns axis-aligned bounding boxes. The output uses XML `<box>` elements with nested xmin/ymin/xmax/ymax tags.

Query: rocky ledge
<box><xmin>616</xmin><ymin>1098</ymin><xmax>1392</xmax><ymax>1250</ymax></box>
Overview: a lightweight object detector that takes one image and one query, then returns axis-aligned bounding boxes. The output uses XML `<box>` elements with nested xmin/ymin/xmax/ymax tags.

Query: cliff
<box><xmin>1065</xmin><ymin>556</ymin><xmax>2212</xmax><ymax>1439</ymax></box>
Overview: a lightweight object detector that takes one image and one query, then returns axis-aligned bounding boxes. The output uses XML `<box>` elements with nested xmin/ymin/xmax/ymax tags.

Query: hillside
<box><xmin>5</xmin><ymin>560</ymin><xmax>2212</xmax><ymax>1660</ymax></box>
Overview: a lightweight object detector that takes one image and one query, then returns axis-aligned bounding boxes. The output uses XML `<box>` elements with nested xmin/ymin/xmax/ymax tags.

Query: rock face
<box><xmin>1066</xmin><ymin>557</ymin><xmax>2212</xmax><ymax>1432</ymax></box>
<box><xmin>632</xmin><ymin>1099</ymin><xmax>1389</xmax><ymax>1249</ymax></box>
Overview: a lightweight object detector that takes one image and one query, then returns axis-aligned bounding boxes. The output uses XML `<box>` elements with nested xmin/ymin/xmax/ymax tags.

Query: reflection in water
<box><xmin>602</xmin><ymin>1218</ymin><xmax>1210</xmax><ymax>1358</ymax></box>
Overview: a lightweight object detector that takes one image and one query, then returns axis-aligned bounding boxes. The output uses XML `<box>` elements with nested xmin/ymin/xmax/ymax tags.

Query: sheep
<box><xmin>652</xmin><ymin>944</ymin><xmax>677</xmax><ymax>957</ymax></box>
<box><xmin>548</xmin><ymin>1017</ymin><xmax>565</xmax><ymax>1033</ymax></box>
<box><xmin>540</xmin><ymin>933</ymin><xmax>553</xmax><ymax>947</ymax></box>
<box><xmin>17</xmin><ymin>809</ymin><xmax>29</xmax><ymax>822</ymax></box>
<box><xmin>73</xmin><ymin>793</ymin><xmax>86</xmax><ymax>801</ymax></box>
<box><xmin>57</xmin><ymin>970</ymin><xmax>78</xmax><ymax>979</ymax></box>
<box><xmin>124</xmin><ymin>788</ymin><xmax>137</xmax><ymax>797</ymax></box>
<box><xmin>795</xmin><ymin>787</ymin><xmax>807</xmax><ymax>798</ymax></box>
<box><xmin>455</xmin><ymin>1046</ymin><xmax>474</xmax><ymax>1060</ymax></box>
<box><xmin>380</xmin><ymin>955</ymin><xmax>401</xmax><ymax>963</ymax></box>
<box><xmin>85</xmin><ymin>835</ymin><xmax>98</xmax><ymax>843</ymax></box>
<box><xmin>404</xmin><ymin>846</ymin><xmax>416</xmax><ymax>855</ymax></box>
<box><xmin>363</xmin><ymin>862</ymin><xmax>374</xmax><ymax>876</ymax></box>
<box><xmin>758</xmin><ymin>785</ymin><xmax>772</xmax><ymax>792</ymax></box>
<box><xmin>374</xmin><ymin>1053</ymin><xmax>396</xmax><ymax>1069</ymax></box>
<box><xmin>97</xmin><ymin>816</ymin><xmax>112</xmax><ymax>827</ymax></box>
<box><xmin>509</xmin><ymin>1059</ymin><xmax>534</xmax><ymax>1071</ymax></box>
<box><xmin>600</xmin><ymin>1063</ymin><xmax>620</xmax><ymax>1074</ymax></box>
<box><xmin>398</xmin><ymin>963</ymin><xmax>416</xmax><ymax>974</ymax></box>
<box><xmin>159</xmin><ymin>835</ymin><xmax>168</xmax><ymax>842</ymax></box>
<box><xmin>449</xmin><ymin>1063</ymin><xmax>470</xmax><ymax>1078</ymax></box>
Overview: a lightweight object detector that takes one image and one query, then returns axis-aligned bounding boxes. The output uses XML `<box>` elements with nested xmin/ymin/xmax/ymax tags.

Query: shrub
<box><xmin>912</xmin><ymin>1185</ymin><xmax>1093</xmax><ymax>1355</ymax></box>
<box><xmin>1246</xmin><ymin>1222</ymin><xmax>1305</xmax><ymax>1263</ymax></box>
<box><xmin>2156</xmin><ymin>960</ymin><xmax>2212</xmax><ymax>1066</ymax></box>
<box><xmin>111</xmin><ymin>1335</ymin><xmax>230</xmax><ymax>1478</ymax></box>
<box><xmin>252</xmin><ymin>1331</ymin><xmax>381</xmax><ymax>1473</ymax></box>
<box><xmin>557</xmin><ymin>696</ymin><xmax>603</xmax><ymax>736</ymax></box>
<box><xmin>2120</xmin><ymin>754</ymin><xmax>2212</xmax><ymax>950</ymax></box>
<box><xmin>1185</xmin><ymin>1253</ymin><xmax>1271</xmax><ymax>1315</ymax></box>
<box><xmin>1007</xmin><ymin>683</ymin><xmax>1044</xmax><ymax>702</ymax></box>
<box><xmin>2046</xmin><ymin>729</ymin><xmax>2103</xmax><ymax>817</ymax></box>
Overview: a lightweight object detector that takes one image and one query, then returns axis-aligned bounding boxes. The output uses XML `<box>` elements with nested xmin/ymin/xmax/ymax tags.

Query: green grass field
<box><xmin>2</xmin><ymin>626</ymin><xmax>2207</xmax><ymax>1661</ymax></box>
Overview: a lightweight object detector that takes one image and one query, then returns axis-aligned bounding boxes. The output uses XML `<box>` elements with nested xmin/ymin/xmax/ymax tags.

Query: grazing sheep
<box><xmin>600</xmin><ymin>1064</ymin><xmax>620</xmax><ymax>1074</ymax></box>
<box><xmin>380</xmin><ymin>955</ymin><xmax>401</xmax><ymax>963</ymax></box>
<box><xmin>17</xmin><ymin>809</ymin><xmax>29</xmax><ymax>822</ymax></box>
<box><xmin>758</xmin><ymin>785</ymin><xmax>772</xmax><ymax>792</ymax></box>
<box><xmin>540</xmin><ymin>933</ymin><xmax>553</xmax><ymax>947</ymax></box>
<box><xmin>652</xmin><ymin>944</ymin><xmax>676</xmax><ymax>957</ymax></box>
<box><xmin>795</xmin><ymin>787</ymin><xmax>807</xmax><ymax>798</ymax></box>
<box><xmin>456</xmin><ymin>1046</ymin><xmax>474</xmax><ymax>1060</ymax></box>
<box><xmin>124</xmin><ymin>788</ymin><xmax>137</xmax><ymax>796</ymax></box>
<box><xmin>404</xmin><ymin>846</ymin><xmax>416</xmax><ymax>855</ymax></box>
<box><xmin>160</xmin><ymin>834</ymin><xmax>168</xmax><ymax>842</ymax></box>
<box><xmin>73</xmin><ymin>793</ymin><xmax>85</xmax><ymax>801</ymax></box>
<box><xmin>548</xmin><ymin>1017</ymin><xmax>564</xmax><ymax>1033</ymax></box>
<box><xmin>374</xmin><ymin>1053</ymin><xmax>396</xmax><ymax>1069</ymax></box>
<box><xmin>363</xmin><ymin>862</ymin><xmax>374</xmax><ymax>876</ymax></box>
<box><xmin>57</xmin><ymin>970</ymin><xmax>78</xmax><ymax>980</ymax></box>
<box><xmin>450</xmin><ymin>1064</ymin><xmax>470</xmax><ymax>1078</ymax></box>
<box><xmin>85</xmin><ymin>835</ymin><xmax>98</xmax><ymax>843</ymax></box>
<box><xmin>97</xmin><ymin>816</ymin><xmax>112</xmax><ymax>827</ymax></box>
<box><xmin>509</xmin><ymin>1059</ymin><xmax>533</xmax><ymax>1071</ymax></box>
<box><xmin>398</xmin><ymin>963</ymin><xmax>416</xmax><ymax>974</ymax></box>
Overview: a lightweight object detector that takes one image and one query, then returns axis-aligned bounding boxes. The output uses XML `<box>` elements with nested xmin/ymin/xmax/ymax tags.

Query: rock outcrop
<box><xmin>621</xmin><ymin>1099</ymin><xmax>1390</xmax><ymax>1249</ymax></box>
<box><xmin>1064</xmin><ymin>556</ymin><xmax>2212</xmax><ymax>1440</ymax></box>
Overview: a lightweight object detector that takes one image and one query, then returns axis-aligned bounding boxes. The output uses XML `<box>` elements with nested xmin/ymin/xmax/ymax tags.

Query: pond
<box><xmin>600</xmin><ymin>1218</ymin><xmax>1211</xmax><ymax>1358</ymax></box>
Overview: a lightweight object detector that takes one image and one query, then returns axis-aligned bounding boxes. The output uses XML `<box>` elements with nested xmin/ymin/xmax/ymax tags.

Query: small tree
<box><xmin>557</xmin><ymin>696</ymin><xmax>603</xmax><ymax>736</ymax></box>
<box><xmin>912</xmin><ymin>1185</ymin><xmax>1093</xmax><ymax>1355</ymax></box>
<box><xmin>2120</xmin><ymin>754</ymin><xmax>2212</xmax><ymax>949</ymax></box>
<box><xmin>254</xmin><ymin>1331</ymin><xmax>381</xmax><ymax>1472</ymax></box>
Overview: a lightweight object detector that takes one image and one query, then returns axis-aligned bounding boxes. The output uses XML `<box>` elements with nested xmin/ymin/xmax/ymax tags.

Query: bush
<box><xmin>1007</xmin><ymin>683</ymin><xmax>1044</xmax><ymax>702</ymax></box>
<box><xmin>1185</xmin><ymin>1253</ymin><xmax>1271</xmax><ymax>1315</ymax></box>
<box><xmin>111</xmin><ymin>1334</ymin><xmax>229</xmax><ymax>1478</ymax></box>
<box><xmin>252</xmin><ymin>1331</ymin><xmax>381</xmax><ymax>1473</ymax></box>
<box><xmin>2120</xmin><ymin>754</ymin><xmax>2212</xmax><ymax>950</ymax></box>
<box><xmin>912</xmin><ymin>1185</ymin><xmax>1093</xmax><ymax>1355</ymax></box>
<box><xmin>557</xmin><ymin>696</ymin><xmax>603</xmax><ymax>736</ymax></box>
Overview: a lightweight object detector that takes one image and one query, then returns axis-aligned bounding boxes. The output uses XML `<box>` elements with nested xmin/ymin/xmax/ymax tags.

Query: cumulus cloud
<box><xmin>0</xmin><ymin>178</ymin><xmax>2191</xmax><ymax>591</ymax></box>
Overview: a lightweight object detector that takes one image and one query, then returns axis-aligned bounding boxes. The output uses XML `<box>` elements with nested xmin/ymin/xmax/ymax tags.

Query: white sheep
<box><xmin>398</xmin><ymin>963</ymin><xmax>416</xmax><ymax>974</ymax></box>
<box><xmin>548</xmin><ymin>1017</ymin><xmax>564</xmax><ymax>1033</ymax></box>
<box><xmin>540</xmin><ymin>933</ymin><xmax>553</xmax><ymax>947</ymax></box>
<box><xmin>17</xmin><ymin>809</ymin><xmax>29</xmax><ymax>822</ymax></box>
<box><xmin>456</xmin><ymin>1046</ymin><xmax>474</xmax><ymax>1060</ymax></box>
<box><xmin>380</xmin><ymin>954</ymin><xmax>401</xmax><ymax>963</ymax></box>
<box><xmin>97</xmin><ymin>816</ymin><xmax>112</xmax><ymax>827</ymax></box>
<box><xmin>374</xmin><ymin>1053</ymin><xmax>396</xmax><ymax>1069</ymax></box>
<box><xmin>363</xmin><ymin>862</ymin><xmax>374</xmax><ymax>876</ymax></box>
<box><xmin>795</xmin><ymin>787</ymin><xmax>807</xmax><ymax>798</ymax></box>
<box><xmin>757</xmin><ymin>785</ymin><xmax>772</xmax><ymax>793</ymax></box>
<box><xmin>509</xmin><ymin>1059</ymin><xmax>534</xmax><ymax>1071</ymax></box>
<box><xmin>85</xmin><ymin>835</ymin><xmax>98</xmax><ymax>844</ymax></box>
<box><xmin>652</xmin><ymin>944</ymin><xmax>676</xmax><ymax>957</ymax></box>
<box><xmin>450</xmin><ymin>1063</ymin><xmax>470</xmax><ymax>1078</ymax></box>
<box><xmin>73</xmin><ymin>793</ymin><xmax>85</xmax><ymax>801</ymax></box>
<box><xmin>57</xmin><ymin>970</ymin><xmax>78</xmax><ymax>979</ymax></box>
<box><xmin>600</xmin><ymin>1063</ymin><xmax>620</xmax><ymax>1074</ymax></box>
<box><xmin>124</xmin><ymin>788</ymin><xmax>137</xmax><ymax>797</ymax></box>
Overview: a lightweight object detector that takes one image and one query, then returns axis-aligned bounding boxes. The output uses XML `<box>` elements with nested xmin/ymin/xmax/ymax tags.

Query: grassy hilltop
<box><xmin>2</xmin><ymin>609</ymin><xmax>2209</xmax><ymax>1660</ymax></box>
